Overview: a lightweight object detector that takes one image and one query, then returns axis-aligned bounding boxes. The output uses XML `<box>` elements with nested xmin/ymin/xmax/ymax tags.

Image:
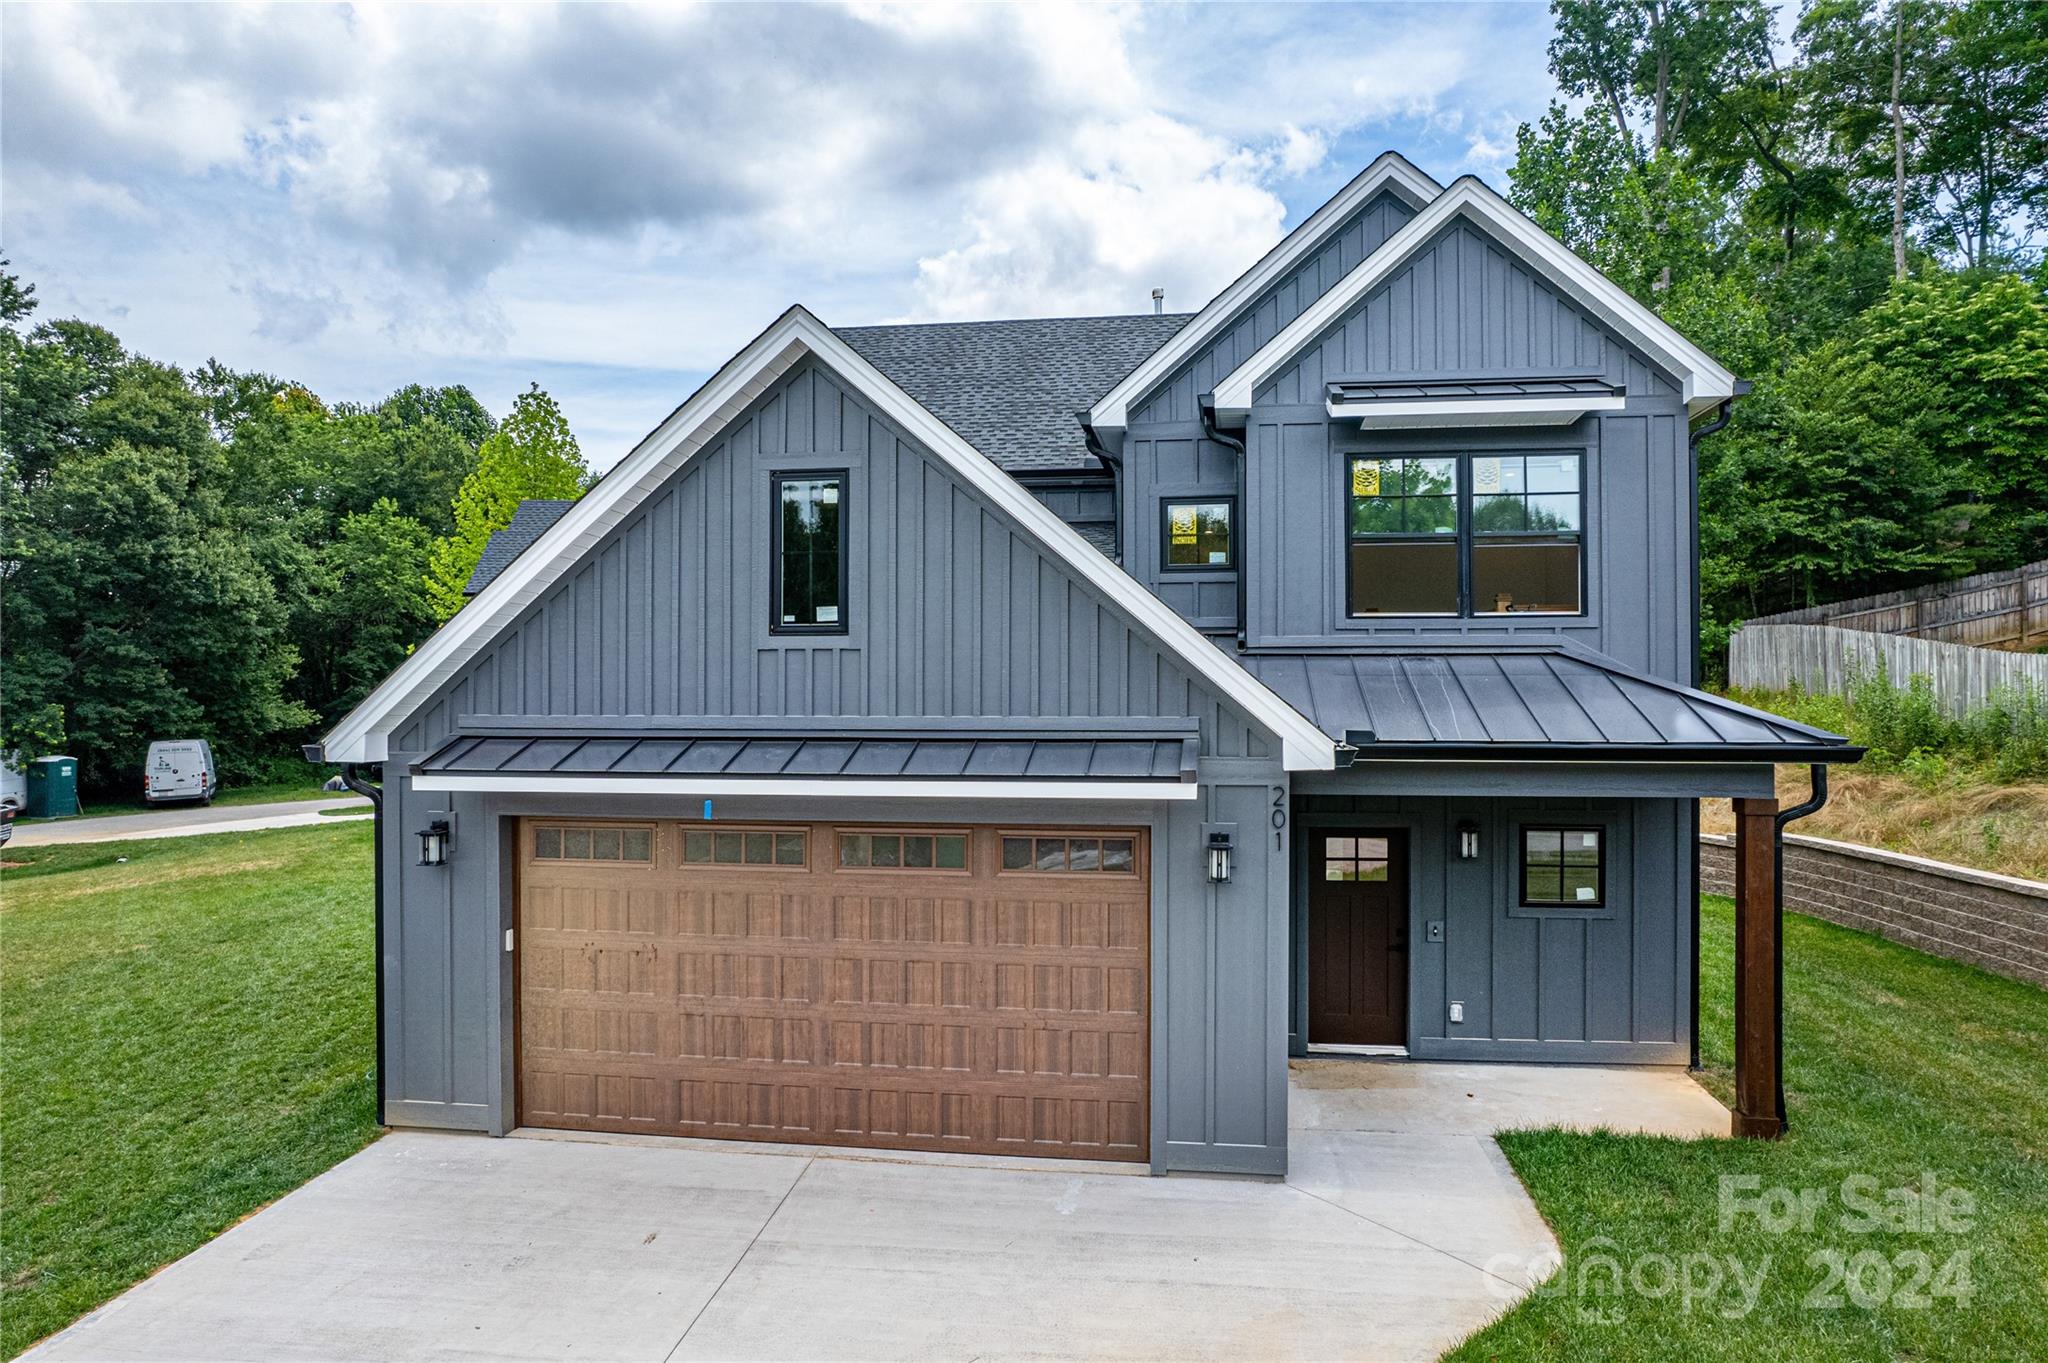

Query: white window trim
<box><xmin>322</xmin><ymin>307</ymin><xmax>1335</xmax><ymax>770</ymax></box>
<box><xmin>1087</xmin><ymin>152</ymin><xmax>1441</xmax><ymax>432</ymax></box>
<box><xmin>411</xmin><ymin>773</ymin><xmax>1200</xmax><ymax>802</ymax></box>
<box><xmin>1211</xmin><ymin>178</ymin><xmax>1739</xmax><ymax>422</ymax></box>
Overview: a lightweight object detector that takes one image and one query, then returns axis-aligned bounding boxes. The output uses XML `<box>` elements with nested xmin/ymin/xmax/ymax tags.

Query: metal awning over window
<box><xmin>1325</xmin><ymin>376</ymin><xmax>1626</xmax><ymax>429</ymax></box>
<box><xmin>412</xmin><ymin>728</ymin><xmax>1200</xmax><ymax>801</ymax></box>
<box><xmin>1243</xmin><ymin>645</ymin><xmax>1859</xmax><ymax>764</ymax></box>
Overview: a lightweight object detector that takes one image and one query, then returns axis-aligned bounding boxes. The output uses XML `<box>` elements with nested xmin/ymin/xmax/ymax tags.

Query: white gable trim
<box><xmin>1086</xmin><ymin>152</ymin><xmax>1441</xmax><ymax>432</ymax></box>
<box><xmin>323</xmin><ymin>307</ymin><xmax>1336</xmax><ymax>770</ymax></box>
<box><xmin>1210</xmin><ymin>178</ymin><xmax>1740</xmax><ymax>422</ymax></box>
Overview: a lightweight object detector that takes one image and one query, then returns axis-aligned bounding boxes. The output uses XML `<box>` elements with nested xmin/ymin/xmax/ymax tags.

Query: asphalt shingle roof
<box><xmin>463</xmin><ymin>499</ymin><xmax>575</xmax><ymax>595</ymax></box>
<box><xmin>836</xmin><ymin>313</ymin><xmax>1194</xmax><ymax>471</ymax></box>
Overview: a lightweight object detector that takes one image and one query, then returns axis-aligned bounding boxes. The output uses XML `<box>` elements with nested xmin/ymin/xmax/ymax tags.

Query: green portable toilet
<box><xmin>25</xmin><ymin>755</ymin><xmax>80</xmax><ymax>819</ymax></box>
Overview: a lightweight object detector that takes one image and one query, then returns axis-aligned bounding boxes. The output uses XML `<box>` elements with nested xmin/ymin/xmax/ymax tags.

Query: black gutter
<box><xmin>1078</xmin><ymin>415</ymin><xmax>1125</xmax><ymax>563</ymax></box>
<box><xmin>327</xmin><ymin>750</ymin><xmax>386</xmax><ymax>1128</ymax></box>
<box><xmin>1336</xmin><ymin>739</ymin><xmax>1865</xmax><ymax>765</ymax></box>
<box><xmin>1197</xmin><ymin>392</ymin><xmax>1249</xmax><ymax>652</ymax></box>
<box><xmin>1768</xmin><ymin>763</ymin><xmax>1829</xmax><ymax>1133</ymax></box>
<box><xmin>1684</xmin><ymin>385</ymin><xmax>1744</xmax><ymax>1069</ymax></box>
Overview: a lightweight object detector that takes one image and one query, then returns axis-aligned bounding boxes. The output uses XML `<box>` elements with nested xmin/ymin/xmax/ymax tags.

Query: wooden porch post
<box><xmin>1732</xmin><ymin>796</ymin><xmax>1784</xmax><ymax>1138</ymax></box>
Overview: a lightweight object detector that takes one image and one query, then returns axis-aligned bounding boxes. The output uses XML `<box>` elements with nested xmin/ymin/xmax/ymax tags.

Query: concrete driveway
<box><xmin>8</xmin><ymin>796</ymin><xmax>370</xmax><ymax>847</ymax></box>
<box><xmin>26</xmin><ymin>1064</ymin><xmax>1725</xmax><ymax>1362</ymax></box>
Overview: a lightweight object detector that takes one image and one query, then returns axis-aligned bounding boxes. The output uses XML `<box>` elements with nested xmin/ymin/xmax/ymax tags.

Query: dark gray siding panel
<box><xmin>393</xmin><ymin>357</ymin><xmax>1273</xmax><ymax>762</ymax></box>
<box><xmin>1130</xmin><ymin>190</ymin><xmax>1418</xmax><ymax>426</ymax></box>
<box><xmin>1256</xmin><ymin>221</ymin><xmax>1680</xmax><ymax>402</ymax></box>
<box><xmin>1294</xmin><ymin>792</ymin><xmax>1690</xmax><ymax>1064</ymax></box>
<box><xmin>1240</xmin><ymin>219</ymin><xmax>1696</xmax><ymax>680</ymax></box>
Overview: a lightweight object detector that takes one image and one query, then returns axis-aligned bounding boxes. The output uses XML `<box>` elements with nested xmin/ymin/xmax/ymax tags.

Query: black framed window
<box><xmin>1472</xmin><ymin>454</ymin><xmax>1582</xmax><ymax>614</ymax></box>
<box><xmin>772</xmin><ymin>472</ymin><xmax>846</xmax><ymax>632</ymax></box>
<box><xmin>1161</xmin><ymin>498</ymin><xmax>1235</xmax><ymax>571</ymax></box>
<box><xmin>1521</xmin><ymin>826</ymin><xmax>1604</xmax><ymax>906</ymax></box>
<box><xmin>1346</xmin><ymin>453</ymin><xmax>1584</xmax><ymax>617</ymax></box>
<box><xmin>1347</xmin><ymin>457</ymin><xmax>1460</xmax><ymax>614</ymax></box>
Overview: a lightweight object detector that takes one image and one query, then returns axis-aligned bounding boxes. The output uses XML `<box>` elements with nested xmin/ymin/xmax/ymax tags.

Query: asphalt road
<box><xmin>8</xmin><ymin>795</ymin><xmax>372</xmax><ymax>848</ymax></box>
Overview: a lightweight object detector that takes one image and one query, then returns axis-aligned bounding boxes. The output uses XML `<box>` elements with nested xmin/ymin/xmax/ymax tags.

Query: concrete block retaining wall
<box><xmin>1701</xmin><ymin>833</ymin><xmax>2048</xmax><ymax>990</ymax></box>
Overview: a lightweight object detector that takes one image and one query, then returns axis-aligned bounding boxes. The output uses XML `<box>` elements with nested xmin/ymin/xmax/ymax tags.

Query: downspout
<box><xmin>1198</xmin><ymin>394</ymin><xmax>1248</xmax><ymax>652</ymax></box>
<box><xmin>1768</xmin><ymin>763</ymin><xmax>1829</xmax><ymax>1133</ymax></box>
<box><xmin>1079</xmin><ymin>415</ymin><xmax>1124</xmax><ymax>563</ymax></box>
<box><xmin>332</xmin><ymin>752</ymin><xmax>387</xmax><ymax>1127</ymax></box>
<box><xmin>1685</xmin><ymin>392</ymin><xmax>1740</xmax><ymax>1070</ymax></box>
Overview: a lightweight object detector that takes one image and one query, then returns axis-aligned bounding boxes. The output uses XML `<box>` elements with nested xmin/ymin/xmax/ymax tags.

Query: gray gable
<box><xmin>836</xmin><ymin>314</ymin><xmax>1192</xmax><ymax>472</ymax></box>
<box><xmin>463</xmin><ymin>499</ymin><xmax>576</xmax><ymax>594</ymax></box>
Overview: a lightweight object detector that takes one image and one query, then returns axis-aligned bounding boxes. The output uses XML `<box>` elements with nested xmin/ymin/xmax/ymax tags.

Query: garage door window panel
<box><xmin>999</xmin><ymin>833</ymin><xmax>1140</xmax><ymax>875</ymax></box>
<box><xmin>532</xmin><ymin>823</ymin><xmax>655</xmax><ymax>864</ymax></box>
<box><xmin>839</xmin><ymin>829</ymin><xmax>970</xmax><ymax>872</ymax></box>
<box><xmin>681</xmin><ymin>825</ymin><xmax>809</xmax><ymax>868</ymax></box>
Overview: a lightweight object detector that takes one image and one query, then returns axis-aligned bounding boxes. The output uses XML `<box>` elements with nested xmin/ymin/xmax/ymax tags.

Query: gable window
<box><xmin>1161</xmin><ymin>498</ymin><xmax>1235</xmax><ymax>571</ymax></box>
<box><xmin>1346</xmin><ymin>453</ymin><xmax>1583</xmax><ymax>617</ymax></box>
<box><xmin>1521</xmin><ymin>826</ymin><xmax>1604</xmax><ymax>906</ymax></box>
<box><xmin>773</xmin><ymin>472</ymin><xmax>846</xmax><ymax>632</ymax></box>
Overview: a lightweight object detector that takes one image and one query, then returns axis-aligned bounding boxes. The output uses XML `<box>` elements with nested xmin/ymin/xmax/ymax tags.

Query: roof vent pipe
<box><xmin>1151</xmin><ymin>287</ymin><xmax>1165</xmax><ymax>315</ymax></box>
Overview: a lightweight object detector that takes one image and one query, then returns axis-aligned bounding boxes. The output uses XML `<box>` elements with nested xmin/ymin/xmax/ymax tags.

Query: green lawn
<box><xmin>1451</xmin><ymin>897</ymin><xmax>2048</xmax><ymax>1362</ymax></box>
<box><xmin>0</xmin><ymin>823</ymin><xmax>379</xmax><ymax>1358</ymax></box>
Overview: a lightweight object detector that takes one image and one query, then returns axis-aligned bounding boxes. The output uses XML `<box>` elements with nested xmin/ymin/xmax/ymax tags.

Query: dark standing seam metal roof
<box><xmin>835</xmin><ymin>314</ymin><xmax>1194</xmax><ymax>472</ymax></box>
<box><xmin>463</xmin><ymin>499</ymin><xmax>577</xmax><ymax>594</ymax></box>
<box><xmin>1242</xmin><ymin>647</ymin><xmax>1858</xmax><ymax>761</ymax></box>
<box><xmin>418</xmin><ymin>732</ymin><xmax>1200</xmax><ymax>783</ymax></box>
<box><xmin>1326</xmin><ymin>376</ymin><xmax>1624</xmax><ymax>402</ymax></box>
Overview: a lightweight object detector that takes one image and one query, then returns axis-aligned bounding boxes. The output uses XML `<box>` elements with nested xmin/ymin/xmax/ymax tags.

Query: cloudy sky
<box><xmin>2</xmin><ymin>2</ymin><xmax>1560</xmax><ymax>466</ymax></box>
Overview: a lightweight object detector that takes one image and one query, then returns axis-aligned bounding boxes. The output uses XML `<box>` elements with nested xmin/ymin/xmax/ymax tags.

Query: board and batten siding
<box><xmin>1295</xmin><ymin>794</ymin><xmax>1693</xmax><ymax>1063</ymax></box>
<box><xmin>394</xmin><ymin>355</ymin><xmax>1274</xmax><ymax>760</ymax></box>
<box><xmin>1116</xmin><ymin>190</ymin><xmax>1420</xmax><ymax>634</ymax></box>
<box><xmin>375</xmin><ymin>351</ymin><xmax>1299</xmax><ymax>1174</ymax></box>
<box><xmin>1243</xmin><ymin>217</ymin><xmax>1697</xmax><ymax>684</ymax></box>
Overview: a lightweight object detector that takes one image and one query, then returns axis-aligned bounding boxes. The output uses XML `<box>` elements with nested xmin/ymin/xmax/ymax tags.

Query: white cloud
<box><xmin>1</xmin><ymin>1</ymin><xmax>1559</xmax><ymax>467</ymax></box>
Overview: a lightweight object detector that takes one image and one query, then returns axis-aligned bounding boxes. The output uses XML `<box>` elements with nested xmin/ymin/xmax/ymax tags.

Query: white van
<box><xmin>145</xmin><ymin>740</ymin><xmax>217</xmax><ymax>804</ymax></box>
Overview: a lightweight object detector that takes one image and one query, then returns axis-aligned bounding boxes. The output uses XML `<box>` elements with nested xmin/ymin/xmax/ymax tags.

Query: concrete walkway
<box><xmin>25</xmin><ymin>1064</ymin><xmax>1725</xmax><ymax>1362</ymax></box>
<box><xmin>8</xmin><ymin>796</ymin><xmax>370</xmax><ymax>847</ymax></box>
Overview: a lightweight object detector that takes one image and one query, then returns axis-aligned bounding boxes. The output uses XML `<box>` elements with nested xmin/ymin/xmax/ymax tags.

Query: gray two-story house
<box><xmin>319</xmin><ymin>153</ymin><xmax>1856</xmax><ymax>1176</ymax></box>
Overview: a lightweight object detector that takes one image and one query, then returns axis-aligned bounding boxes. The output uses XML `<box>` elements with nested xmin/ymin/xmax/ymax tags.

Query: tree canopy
<box><xmin>0</xmin><ymin>272</ymin><xmax>582</xmax><ymax>787</ymax></box>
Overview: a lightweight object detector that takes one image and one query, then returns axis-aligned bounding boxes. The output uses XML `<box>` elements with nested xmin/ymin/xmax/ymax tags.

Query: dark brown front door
<box><xmin>1309</xmin><ymin>831</ymin><xmax>1409</xmax><ymax>1046</ymax></box>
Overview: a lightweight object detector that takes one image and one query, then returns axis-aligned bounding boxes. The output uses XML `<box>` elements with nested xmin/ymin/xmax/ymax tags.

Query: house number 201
<box><xmin>1271</xmin><ymin>785</ymin><xmax>1287</xmax><ymax>850</ymax></box>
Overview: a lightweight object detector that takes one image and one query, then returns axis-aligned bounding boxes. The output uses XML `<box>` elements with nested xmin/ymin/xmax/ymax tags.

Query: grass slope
<box><xmin>1451</xmin><ymin>897</ymin><xmax>2048</xmax><ymax>1362</ymax></box>
<box><xmin>0</xmin><ymin>823</ymin><xmax>379</xmax><ymax>1358</ymax></box>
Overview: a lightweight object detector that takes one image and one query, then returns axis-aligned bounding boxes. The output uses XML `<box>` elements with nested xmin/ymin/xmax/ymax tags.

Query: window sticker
<box><xmin>1473</xmin><ymin>457</ymin><xmax>1502</xmax><ymax>494</ymax></box>
<box><xmin>1352</xmin><ymin>462</ymin><xmax>1382</xmax><ymax>496</ymax></box>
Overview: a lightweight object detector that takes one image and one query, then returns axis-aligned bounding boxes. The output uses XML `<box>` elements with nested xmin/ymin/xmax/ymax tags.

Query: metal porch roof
<box><xmin>1241</xmin><ymin>647</ymin><xmax>1858</xmax><ymax>763</ymax></box>
<box><xmin>417</xmin><ymin>730</ymin><xmax>1200</xmax><ymax>784</ymax></box>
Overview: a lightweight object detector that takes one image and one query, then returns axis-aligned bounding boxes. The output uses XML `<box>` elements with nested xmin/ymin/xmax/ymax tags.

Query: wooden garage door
<box><xmin>516</xmin><ymin>820</ymin><xmax>1149</xmax><ymax>1160</ymax></box>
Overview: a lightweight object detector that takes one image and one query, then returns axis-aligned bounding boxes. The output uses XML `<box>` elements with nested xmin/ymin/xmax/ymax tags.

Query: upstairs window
<box><xmin>1346</xmin><ymin>453</ymin><xmax>1583</xmax><ymax>618</ymax></box>
<box><xmin>773</xmin><ymin>472</ymin><xmax>846</xmax><ymax>632</ymax></box>
<box><xmin>1161</xmin><ymin>499</ymin><xmax>1235</xmax><ymax>571</ymax></box>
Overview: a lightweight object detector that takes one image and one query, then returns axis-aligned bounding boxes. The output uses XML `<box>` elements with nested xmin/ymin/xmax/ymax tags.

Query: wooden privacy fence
<box><xmin>1730</xmin><ymin>623</ymin><xmax>2048</xmax><ymax>716</ymax></box>
<box><xmin>1742</xmin><ymin>560</ymin><xmax>2048</xmax><ymax>652</ymax></box>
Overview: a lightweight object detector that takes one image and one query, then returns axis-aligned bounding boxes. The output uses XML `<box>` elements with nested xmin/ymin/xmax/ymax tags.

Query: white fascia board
<box><xmin>327</xmin><ymin>308</ymin><xmax>1336</xmax><ymax>771</ymax></box>
<box><xmin>1330</xmin><ymin>395</ymin><xmax>1628</xmax><ymax>428</ymax></box>
<box><xmin>410</xmin><ymin>773</ymin><xmax>1200</xmax><ymax>802</ymax></box>
<box><xmin>1086</xmin><ymin>152</ymin><xmax>1441</xmax><ymax>432</ymax></box>
<box><xmin>1212</xmin><ymin>179</ymin><xmax>1739</xmax><ymax>421</ymax></box>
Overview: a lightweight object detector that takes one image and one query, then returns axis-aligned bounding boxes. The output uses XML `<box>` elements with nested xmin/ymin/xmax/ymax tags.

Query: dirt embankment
<box><xmin>1702</xmin><ymin>767</ymin><xmax>2048</xmax><ymax>882</ymax></box>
